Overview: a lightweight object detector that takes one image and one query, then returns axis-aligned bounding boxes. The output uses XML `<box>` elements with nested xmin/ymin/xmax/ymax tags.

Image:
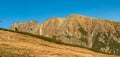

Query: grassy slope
<box><xmin>0</xmin><ymin>28</ymin><xmax>119</xmax><ymax>57</ymax></box>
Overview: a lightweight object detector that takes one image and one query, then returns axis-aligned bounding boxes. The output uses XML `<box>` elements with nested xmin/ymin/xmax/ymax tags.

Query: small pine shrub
<box><xmin>79</xmin><ymin>27</ymin><xmax>88</xmax><ymax>35</ymax></box>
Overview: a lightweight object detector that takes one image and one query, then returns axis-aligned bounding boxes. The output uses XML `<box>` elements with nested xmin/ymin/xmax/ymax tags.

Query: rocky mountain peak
<box><xmin>29</xmin><ymin>20</ymin><xmax>38</xmax><ymax>24</ymax></box>
<box><xmin>10</xmin><ymin>14</ymin><xmax>120</xmax><ymax>55</ymax></box>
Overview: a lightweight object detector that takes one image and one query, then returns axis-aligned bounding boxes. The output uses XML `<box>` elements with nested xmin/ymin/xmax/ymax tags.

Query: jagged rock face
<box><xmin>10</xmin><ymin>14</ymin><xmax>120</xmax><ymax>55</ymax></box>
<box><xmin>41</xmin><ymin>17</ymin><xmax>65</xmax><ymax>37</ymax></box>
<box><xmin>10</xmin><ymin>20</ymin><xmax>39</xmax><ymax>34</ymax></box>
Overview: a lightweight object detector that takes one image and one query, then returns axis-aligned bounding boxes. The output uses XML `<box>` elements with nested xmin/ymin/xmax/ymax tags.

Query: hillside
<box><xmin>0</xmin><ymin>29</ymin><xmax>120</xmax><ymax>57</ymax></box>
<box><xmin>10</xmin><ymin>14</ymin><xmax>120</xmax><ymax>55</ymax></box>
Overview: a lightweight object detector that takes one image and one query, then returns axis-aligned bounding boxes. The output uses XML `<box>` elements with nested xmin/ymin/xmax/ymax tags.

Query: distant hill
<box><xmin>10</xmin><ymin>14</ymin><xmax>120</xmax><ymax>55</ymax></box>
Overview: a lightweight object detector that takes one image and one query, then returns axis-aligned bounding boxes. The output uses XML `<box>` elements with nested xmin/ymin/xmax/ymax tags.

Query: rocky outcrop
<box><xmin>10</xmin><ymin>14</ymin><xmax>120</xmax><ymax>55</ymax></box>
<box><xmin>10</xmin><ymin>20</ymin><xmax>39</xmax><ymax>34</ymax></box>
<box><xmin>41</xmin><ymin>17</ymin><xmax>65</xmax><ymax>37</ymax></box>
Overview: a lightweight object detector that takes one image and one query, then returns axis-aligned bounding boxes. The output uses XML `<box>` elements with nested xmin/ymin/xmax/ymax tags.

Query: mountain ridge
<box><xmin>10</xmin><ymin>14</ymin><xmax>120</xmax><ymax>55</ymax></box>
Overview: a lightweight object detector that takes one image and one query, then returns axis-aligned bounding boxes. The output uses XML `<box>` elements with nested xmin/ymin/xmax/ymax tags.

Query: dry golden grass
<box><xmin>0</xmin><ymin>30</ymin><xmax>119</xmax><ymax>57</ymax></box>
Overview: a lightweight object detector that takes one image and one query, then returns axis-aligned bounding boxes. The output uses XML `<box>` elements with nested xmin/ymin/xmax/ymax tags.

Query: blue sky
<box><xmin>0</xmin><ymin>0</ymin><xmax>120</xmax><ymax>28</ymax></box>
